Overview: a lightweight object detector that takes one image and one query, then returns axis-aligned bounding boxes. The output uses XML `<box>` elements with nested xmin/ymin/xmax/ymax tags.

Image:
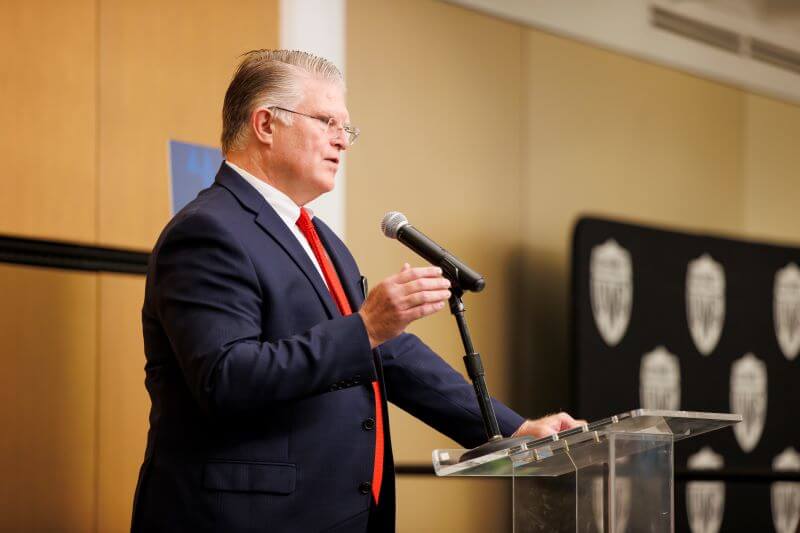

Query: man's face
<box><xmin>268</xmin><ymin>77</ymin><xmax>349</xmax><ymax>205</ymax></box>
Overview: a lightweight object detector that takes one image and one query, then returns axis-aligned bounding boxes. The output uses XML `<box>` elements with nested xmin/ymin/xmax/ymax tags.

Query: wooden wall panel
<box><xmin>0</xmin><ymin>265</ymin><xmax>97</xmax><ymax>531</ymax></box>
<box><xmin>97</xmin><ymin>0</ymin><xmax>279</xmax><ymax>250</ymax></box>
<box><xmin>397</xmin><ymin>477</ymin><xmax>510</xmax><ymax>532</ymax></box>
<box><xmin>522</xmin><ymin>28</ymin><xmax>745</xmax><ymax>252</ymax></box>
<box><xmin>347</xmin><ymin>0</ymin><xmax>523</xmax><ymax>463</ymax></box>
<box><xmin>96</xmin><ymin>274</ymin><xmax>149</xmax><ymax>533</ymax></box>
<box><xmin>0</xmin><ymin>0</ymin><xmax>97</xmax><ymax>243</ymax></box>
<box><xmin>743</xmin><ymin>94</ymin><xmax>800</xmax><ymax>245</ymax></box>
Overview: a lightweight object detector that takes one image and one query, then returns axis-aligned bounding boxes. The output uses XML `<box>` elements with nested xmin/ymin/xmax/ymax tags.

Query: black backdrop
<box><xmin>571</xmin><ymin>216</ymin><xmax>799</xmax><ymax>532</ymax></box>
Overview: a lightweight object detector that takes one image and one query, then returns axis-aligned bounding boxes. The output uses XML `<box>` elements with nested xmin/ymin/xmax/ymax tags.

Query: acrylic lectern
<box><xmin>433</xmin><ymin>409</ymin><xmax>741</xmax><ymax>532</ymax></box>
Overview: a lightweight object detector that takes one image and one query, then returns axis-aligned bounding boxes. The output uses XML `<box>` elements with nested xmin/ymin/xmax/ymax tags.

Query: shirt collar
<box><xmin>225</xmin><ymin>160</ymin><xmax>313</xmax><ymax>226</ymax></box>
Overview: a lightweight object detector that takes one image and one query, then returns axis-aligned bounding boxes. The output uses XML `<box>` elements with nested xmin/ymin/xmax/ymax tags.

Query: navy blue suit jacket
<box><xmin>132</xmin><ymin>163</ymin><xmax>524</xmax><ymax>532</ymax></box>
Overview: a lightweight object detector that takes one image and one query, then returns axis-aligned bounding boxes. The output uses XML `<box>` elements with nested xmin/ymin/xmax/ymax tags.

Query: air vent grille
<box><xmin>651</xmin><ymin>6</ymin><xmax>740</xmax><ymax>53</ymax></box>
<box><xmin>751</xmin><ymin>38</ymin><xmax>800</xmax><ymax>75</ymax></box>
<box><xmin>651</xmin><ymin>5</ymin><xmax>800</xmax><ymax>77</ymax></box>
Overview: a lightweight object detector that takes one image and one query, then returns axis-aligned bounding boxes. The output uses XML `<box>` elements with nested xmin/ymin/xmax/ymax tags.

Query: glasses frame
<box><xmin>270</xmin><ymin>106</ymin><xmax>360</xmax><ymax>146</ymax></box>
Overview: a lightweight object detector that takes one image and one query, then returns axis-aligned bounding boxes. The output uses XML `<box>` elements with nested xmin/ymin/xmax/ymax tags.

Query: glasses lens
<box><xmin>347</xmin><ymin>127</ymin><xmax>359</xmax><ymax>146</ymax></box>
<box><xmin>325</xmin><ymin>117</ymin><xmax>359</xmax><ymax>146</ymax></box>
<box><xmin>325</xmin><ymin>117</ymin><xmax>336</xmax><ymax>133</ymax></box>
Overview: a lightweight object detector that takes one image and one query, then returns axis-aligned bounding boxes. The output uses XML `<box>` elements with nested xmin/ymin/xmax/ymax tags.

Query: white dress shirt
<box><xmin>225</xmin><ymin>161</ymin><xmax>330</xmax><ymax>289</ymax></box>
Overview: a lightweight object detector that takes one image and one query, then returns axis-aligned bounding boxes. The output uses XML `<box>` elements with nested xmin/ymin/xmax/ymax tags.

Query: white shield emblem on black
<box><xmin>772</xmin><ymin>447</ymin><xmax>800</xmax><ymax>533</ymax></box>
<box><xmin>592</xmin><ymin>474</ymin><xmax>631</xmax><ymax>532</ymax></box>
<box><xmin>686</xmin><ymin>254</ymin><xmax>725</xmax><ymax>356</ymax></box>
<box><xmin>590</xmin><ymin>239</ymin><xmax>632</xmax><ymax>347</ymax></box>
<box><xmin>640</xmin><ymin>346</ymin><xmax>681</xmax><ymax>410</ymax></box>
<box><xmin>774</xmin><ymin>263</ymin><xmax>800</xmax><ymax>361</ymax></box>
<box><xmin>686</xmin><ymin>447</ymin><xmax>725</xmax><ymax>533</ymax></box>
<box><xmin>730</xmin><ymin>353</ymin><xmax>767</xmax><ymax>453</ymax></box>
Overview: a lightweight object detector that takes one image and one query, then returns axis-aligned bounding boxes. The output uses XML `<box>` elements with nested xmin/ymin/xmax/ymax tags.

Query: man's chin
<box><xmin>318</xmin><ymin>174</ymin><xmax>337</xmax><ymax>194</ymax></box>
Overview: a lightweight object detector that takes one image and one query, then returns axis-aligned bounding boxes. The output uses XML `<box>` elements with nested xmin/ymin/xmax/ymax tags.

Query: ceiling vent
<box><xmin>652</xmin><ymin>6</ymin><xmax>740</xmax><ymax>53</ymax></box>
<box><xmin>751</xmin><ymin>38</ymin><xmax>800</xmax><ymax>75</ymax></box>
<box><xmin>651</xmin><ymin>4</ymin><xmax>800</xmax><ymax>77</ymax></box>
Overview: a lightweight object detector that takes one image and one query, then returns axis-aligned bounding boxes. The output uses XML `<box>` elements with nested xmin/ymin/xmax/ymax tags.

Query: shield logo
<box><xmin>774</xmin><ymin>263</ymin><xmax>800</xmax><ymax>361</ymax></box>
<box><xmin>640</xmin><ymin>346</ymin><xmax>681</xmax><ymax>410</ymax></box>
<box><xmin>590</xmin><ymin>239</ymin><xmax>633</xmax><ymax>347</ymax></box>
<box><xmin>686</xmin><ymin>254</ymin><xmax>725</xmax><ymax>356</ymax></box>
<box><xmin>772</xmin><ymin>447</ymin><xmax>800</xmax><ymax>533</ymax></box>
<box><xmin>592</xmin><ymin>474</ymin><xmax>632</xmax><ymax>532</ymax></box>
<box><xmin>730</xmin><ymin>353</ymin><xmax>767</xmax><ymax>453</ymax></box>
<box><xmin>686</xmin><ymin>447</ymin><xmax>725</xmax><ymax>533</ymax></box>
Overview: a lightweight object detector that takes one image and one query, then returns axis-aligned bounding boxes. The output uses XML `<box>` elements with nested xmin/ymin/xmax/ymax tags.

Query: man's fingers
<box><xmin>363</xmin><ymin>265</ymin><xmax>452</xmax><ymax>346</ymax></box>
<box><xmin>555</xmin><ymin>412</ymin><xmax>576</xmax><ymax>427</ymax></box>
<box><xmin>513</xmin><ymin>412</ymin><xmax>584</xmax><ymax>439</ymax></box>
<box><xmin>402</xmin><ymin>289</ymin><xmax>451</xmax><ymax>309</ymax></box>
<box><xmin>400</xmin><ymin>276</ymin><xmax>451</xmax><ymax>295</ymax></box>
<box><xmin>545</xmin><ymin>412</ymin><xmax>583</xmax><ymax>431</ymax></box>
<box><xmin>404</xmin><ymin>299</ymin><xmax>447</xmax><ymax>320</ymax></box>
<box><xmin>393</xmin><ymin>265</ymin><xmax>445</xmax><ymax>284</ymax></box>
<box><xmin>545</xmin><ymin>417</ymin><xmax>562</xmax><ymax>432</ymax></box>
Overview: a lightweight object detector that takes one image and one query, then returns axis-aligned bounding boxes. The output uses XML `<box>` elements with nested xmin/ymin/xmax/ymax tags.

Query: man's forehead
<box><xmin>299</xmin><ymin>77</ymin><xmax>348</xmax><ymax>115</ymax></box>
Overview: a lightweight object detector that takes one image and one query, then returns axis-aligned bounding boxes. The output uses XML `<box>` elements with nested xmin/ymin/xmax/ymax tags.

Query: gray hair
<box><xmin>221</xmin><ymin>49</ymin><xmax>344</xmax><ymax>154</ymax></box>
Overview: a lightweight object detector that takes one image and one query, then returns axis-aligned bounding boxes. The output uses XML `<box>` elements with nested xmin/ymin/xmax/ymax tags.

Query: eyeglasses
<box><xmin>270</xmin><ymin>106</ymin><xmax>360</xmax><ymax>146</ymax></box>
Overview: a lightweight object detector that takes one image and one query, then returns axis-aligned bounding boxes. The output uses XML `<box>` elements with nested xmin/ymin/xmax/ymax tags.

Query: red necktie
<box><xmin>296</xmin><ymin>207</ymin><xmax>384</xmax><ymax>504</ymax></box>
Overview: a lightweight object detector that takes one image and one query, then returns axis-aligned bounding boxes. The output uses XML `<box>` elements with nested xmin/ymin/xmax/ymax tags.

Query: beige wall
<box><xmin>522</xmin><ymin>29</ymin><xmax>746</xmax><ymax>246</ymax></box>
<box><xmin>96</xmin><ymin>274</ymin><xmax>149</xmax><ymax>533</ymax></box>
<box><xmin>0</xmin><ymin>265</ymin><xmax>97</xmax><ymax>531</ymax></box>
<box><xmin>743</xmin><ymin>93</ymin><xmax>800</xmax><ymax>244</ymax></box>
<box><xmin>0</xmin><ymin>0</ymin><xmax>97</xmax><ymax>244</ymax></box>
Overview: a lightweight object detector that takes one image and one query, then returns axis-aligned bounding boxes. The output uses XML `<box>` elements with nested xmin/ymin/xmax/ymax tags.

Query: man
<box><xmin>132</xmin><ymin>50</ymin><xmax>580</xmax><ymax>532</ymax></box>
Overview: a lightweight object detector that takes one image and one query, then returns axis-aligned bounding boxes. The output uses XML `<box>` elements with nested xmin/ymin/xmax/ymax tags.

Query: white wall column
<box><xmin>280</xmin><ymin>0</ymin><xmax>348</xmax><ymax>239</ymax></box>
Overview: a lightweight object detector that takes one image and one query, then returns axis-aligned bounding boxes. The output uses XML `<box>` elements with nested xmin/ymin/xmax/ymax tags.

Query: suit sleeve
<box><xmin>151</xmin><ymin>212</ymin><xmax>376</xmax><ymax>416</ymax></box>
<box><xmin>379</xmin><ymin>333</ymin><xmax>525</xmax><ymax>449</ymax></box>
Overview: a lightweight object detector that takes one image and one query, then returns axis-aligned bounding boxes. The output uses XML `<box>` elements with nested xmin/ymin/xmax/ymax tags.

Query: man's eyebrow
<box><xmin>311</xmin><ymin>108</ymin><xmax>352</xmax><ymax>124</ymax></box>
<box><xmin>305</xmin><ymin>108</ymin><xmax>332</xmax><ymax>119</ymax></box>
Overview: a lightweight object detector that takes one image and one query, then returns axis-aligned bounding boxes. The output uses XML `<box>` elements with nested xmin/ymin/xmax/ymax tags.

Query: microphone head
<box><xmin>381</xmin><ymin>211</ymin><xmax>408</xmax><ymax>239</ymax></box>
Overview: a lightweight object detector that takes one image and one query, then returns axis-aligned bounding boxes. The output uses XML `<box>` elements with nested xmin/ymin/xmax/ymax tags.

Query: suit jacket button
<box><xmin>362</xmin><ymin>417</ymin><xmax>376</xmax><ymax>431</ymax></box>
<box><xmin>359</xmin><ymin>481</ymin><xmax>371</xmax><ymax>495</ymax></box>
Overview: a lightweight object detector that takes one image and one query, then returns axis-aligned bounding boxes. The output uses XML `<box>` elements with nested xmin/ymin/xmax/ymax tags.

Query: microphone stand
<box><xmin>447</xmin><ymin>284</ymin><xmax>530</xmax><ymax>462</ymax></box>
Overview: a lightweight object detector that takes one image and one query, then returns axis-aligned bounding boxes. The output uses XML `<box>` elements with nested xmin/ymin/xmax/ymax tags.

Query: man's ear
<box><xmin>252</xmin><ymin>107</ymin><xmax>275</xmax><ymax>146</ymax></box>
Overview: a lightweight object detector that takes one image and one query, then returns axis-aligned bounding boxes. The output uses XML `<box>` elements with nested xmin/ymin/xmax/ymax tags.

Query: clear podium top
<box><xmin>432</xmin><ymin>409</ymin><xmax>741</xmax><ymax>477</ymax></box>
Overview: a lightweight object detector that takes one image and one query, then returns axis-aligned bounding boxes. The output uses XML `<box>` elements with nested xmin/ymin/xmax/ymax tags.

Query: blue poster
<box><xmin>169</xmin><ymin>140</ymin><xmax>223</xmax><ymax>214</ymax></box>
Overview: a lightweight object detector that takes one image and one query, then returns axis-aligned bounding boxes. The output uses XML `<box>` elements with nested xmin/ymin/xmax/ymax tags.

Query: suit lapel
<box><xmin>255</xmin><ymin>207</ymin><xmax>339</xmax><ymax>317</ymax></box>
<box><xmin>214</xmin><ymin>163</ymin><xmax>338</xmax><ymax>318</ymax></box>
<box><xmin>314</xmin><ymin>219</ymin><xmax>364</xmax><ymax>311</ymax></box>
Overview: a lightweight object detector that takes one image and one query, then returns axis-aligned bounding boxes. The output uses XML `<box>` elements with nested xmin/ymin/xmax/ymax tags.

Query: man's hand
<box><xmin>359</xmin><ymin>263</ymin><xmax>451</xmax><ymax>348</ymax></box>
<box><xmin>512</xmin><ymin>412</ymin><xmax>587</xmax><ymax>439</ymax></box>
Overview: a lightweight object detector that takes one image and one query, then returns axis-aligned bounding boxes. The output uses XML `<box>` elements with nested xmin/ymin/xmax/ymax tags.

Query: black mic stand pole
<box><xmin>447</xmin><ymin>284</ymin><xmax>530</xmax><ymax>462</ymax></box>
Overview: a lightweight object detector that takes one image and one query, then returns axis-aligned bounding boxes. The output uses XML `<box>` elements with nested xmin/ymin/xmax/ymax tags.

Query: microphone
<box><xmin>381</xmin><ymin>212</ymin><xmax>485</xmax><ymax>292</ymax></box>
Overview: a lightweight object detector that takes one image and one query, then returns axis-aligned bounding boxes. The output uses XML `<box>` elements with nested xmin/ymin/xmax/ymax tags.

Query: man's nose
<box><xmin>330</xmin><ymin>127</ymin><xmax>348</xmax><ymax>150</ymax></box>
